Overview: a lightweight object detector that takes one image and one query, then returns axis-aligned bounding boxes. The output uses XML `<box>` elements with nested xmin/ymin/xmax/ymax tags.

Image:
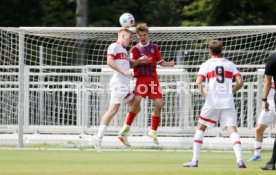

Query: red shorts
<box><xmin>134</xmin><ymin>77</ymin><xmax>162</xmax><ymax>99</ymax></box>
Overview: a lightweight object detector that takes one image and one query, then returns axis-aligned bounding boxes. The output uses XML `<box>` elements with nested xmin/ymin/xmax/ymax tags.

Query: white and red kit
<box><xmin>197</xmin><ymin>57</ymin><xmax>241</xmax><ymax>128</ymax></box>
<box><xmin>258</xmin><ymin>83</ymin><xmax>276</xmax><ymax>125</ymax></box>
<box><xmin>107</xmin><ymin>42</ymin><xmax>134</xmax><ymax>104</ymax></box>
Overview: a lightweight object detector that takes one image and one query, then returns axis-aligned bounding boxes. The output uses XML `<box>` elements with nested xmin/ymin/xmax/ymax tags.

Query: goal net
<box><xmin>0</xmin><ymin>26</ymin><xmax>276</xmax><ymax>147</ymax></box>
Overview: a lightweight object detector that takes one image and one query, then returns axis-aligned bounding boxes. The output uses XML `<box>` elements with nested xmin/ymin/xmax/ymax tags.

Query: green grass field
<box><xmin>0</xmin><ymin>149</ymin><xmax>274</xmax><ymax>175</ymax></box>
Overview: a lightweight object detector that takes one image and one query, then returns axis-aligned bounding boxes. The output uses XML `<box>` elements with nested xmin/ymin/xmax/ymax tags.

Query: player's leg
<box><xmin>184</xmin><ymin>106</ymin><xmax>218</xmax><ymax>168</ymax></box>
<box><xmin>118</xmin><ymin>95</ymin><xmax>142</xmax><ymax>147</ymax></box>
<box><xmin>147</xmin><ymin>98</ymin><xmax>162</xmax><ymax>145</ymax></box>
<box><xmin>222</xmin><ymin>108</ymin><xmax>246</xmax><ymax>168</ymax></box>
<box><xmin>119</xmin><ymin>78</ymin><xmax>145</xmax><ymax>135</ymax></box>
<box><xmin>192</xmin><ymin>124</ymin><xmax>207</xmax><ymax>162</ymax></box>
<box><xmin>94</xmin><ymin>82</ymin><xmax>126</xmax><ymax>151</ymax></box>
<box><xmin>260</xmin><ymin>91</ymin><xmax>276</xmax><ymax>170</ymax></box>
<box><xmin>183</xmin><ymin>123</ymin><xmax>207</xmax><ymax>167</ymax></box>
<box><xmin>94</xmin><ymin>103</ymin><xmax>120</xmax><ymax>152</ymax></box>
<box><xmin>261</xmin><ymin>138</ymin><xmax>276</xmax><ymax>170</ymax></box>
<box><xmin>125</xmin><ymin>95</ymin><xmax>142</xmax><ymax>126</ymax></box>
<box><xmin>147</xmin><ymin>79</ymin><xmax>163</xmax><ymax>145</ymax></box>
<box><xmin>247</xmin><ymin>124</ymin><xmax>266</xmax><ymax>161</ymax></box>
<box><xmin>226</xmin><ymin>126</ymin><xmax>246</xmax><ymax>168</ymax></box>
<box><xmin>249</xmin><ymin>110</ymin><xmax>273</xmax><ymax>161</ymax></box>
<box><xmin>261</xmin><ymin>110</ymin><xmax>276</xmax><ymax>170</ymax></box>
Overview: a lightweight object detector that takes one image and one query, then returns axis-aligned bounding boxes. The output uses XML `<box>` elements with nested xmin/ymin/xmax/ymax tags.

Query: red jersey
<box><xmin>130</xmin><ymin>42</ymin><xmax>163</xmax><ymax>77</ymax></box>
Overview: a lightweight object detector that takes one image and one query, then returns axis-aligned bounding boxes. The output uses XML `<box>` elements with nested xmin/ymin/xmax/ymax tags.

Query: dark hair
<box><xmin>208</xmin><ymin>40</ymin><xmax>223</xmax><ymax>55</ymax></box>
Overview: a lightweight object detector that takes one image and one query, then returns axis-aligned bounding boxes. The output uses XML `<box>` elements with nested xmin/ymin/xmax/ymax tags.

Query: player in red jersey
<box><xmin>118</xmin><ymin>23</ymin><xmax>174</xmax><ymax>146</ymax></box>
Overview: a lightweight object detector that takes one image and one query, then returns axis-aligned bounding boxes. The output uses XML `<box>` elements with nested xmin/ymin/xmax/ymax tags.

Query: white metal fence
<box><xmin>0</xmin><ymin>65</ymin><xmax>269</xmax><ymax>140</ymax></box>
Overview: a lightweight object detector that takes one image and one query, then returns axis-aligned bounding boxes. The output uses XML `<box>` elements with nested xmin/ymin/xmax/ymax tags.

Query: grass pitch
<box><xmin>0</xmin><ymin>149</ymin><xmax>274</xmax><ymax>175</ymax></box>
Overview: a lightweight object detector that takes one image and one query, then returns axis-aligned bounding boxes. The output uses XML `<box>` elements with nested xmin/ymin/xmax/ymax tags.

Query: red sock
<box><xmin>125</xmin><ymin>112</ymin><xmax>136</xmax><ymax>125</ymax></box>
<box><xmin>151</xmin><ymin>116</ymin><xmax>160</xmax><ymax>131</ymax></box>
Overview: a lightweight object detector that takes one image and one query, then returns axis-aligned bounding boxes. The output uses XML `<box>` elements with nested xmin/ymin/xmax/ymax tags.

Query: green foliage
<box><xmin>89</xmin><ymin>0</ymin><xmax>184</xmax><ymax>27</ymax></box>
<box><xmin>0</xmin><ymin>0</ymin><xmax>42</xmax><ymax>26</ymax></box>
<box><xmin>182</xmin><ymin>0</ymin><xmax>210</xmax><ymax>26</ymax></box>
<box><xmin>0</xmin><ymin>0</ymin><xmax>275</xmax><ymax>26</ymax></box>
<box><xmin>134</xmin><ymin>0</ymin><xmax>184</xmax><ymax>26</ymax></box>
<box><xmin>39</xmin><ymin>0</ymin><xmax>76</xmax><ymax>26</ymax></box>
<box><xmin>182</xmin><ymin>0</ymin><xmax>276</xmax><ymax>26</ymax></box>
<box><xmin>89</xmin><ymin>0</ymin><xmax>137</xmax><ymax>26</ymax></box>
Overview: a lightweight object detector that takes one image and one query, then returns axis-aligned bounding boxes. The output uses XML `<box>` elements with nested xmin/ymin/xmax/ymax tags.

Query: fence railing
<box><xmin>0</xmin><ymin>65</ymin><xmax>268</xmax><ymax>137</ymax></box>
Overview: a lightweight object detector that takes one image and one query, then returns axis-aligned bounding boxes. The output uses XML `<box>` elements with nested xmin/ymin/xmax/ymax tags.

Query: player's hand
<box><xmin>123</xmin><ymin>70</ymin><xmax>133</xmax><ymax>78</ymax></box>
<box><xmin>201</xmin><ymin>91</ymin><xmax>207</xmax><ymax>97</ymax></box>
<box><xmin>138</xmin><ymin>55</ymin><xmax>151</xmax><ymax>64</ymax></box>
<box><xmin>168</xmin><ymin>60</ymin><xmax>175</xmax><ymax>67</ymax></box>
<box><xmin>262</xmin><ymin>101</ymin><xmax>269</xmax><ymax>111</ymax></box>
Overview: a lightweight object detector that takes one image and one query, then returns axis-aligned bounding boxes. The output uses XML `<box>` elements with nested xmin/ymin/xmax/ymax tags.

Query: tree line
<box><xmin>0</xmin><ymin>0</ymin><xmax>275</xmax><ymax>27</ymax></box>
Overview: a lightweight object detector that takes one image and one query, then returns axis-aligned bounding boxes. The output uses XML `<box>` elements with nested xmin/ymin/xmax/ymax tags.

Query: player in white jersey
<box><xmin>93</xmin><ymin>28</ymin><xmax>150</xmax><ymax>152</ymax></box>
<box><xmin>183</xmin><ymin>40</ymin><xmax>246</xmax><ymax>168</ymax></box>
<box><xmin>248</xmin><ymin>83</ymin><xmax>276</xmax><ymax>161</ymax></box>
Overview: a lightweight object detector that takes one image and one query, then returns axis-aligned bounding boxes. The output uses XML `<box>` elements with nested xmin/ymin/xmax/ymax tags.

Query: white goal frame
<box><xmin>0</xmin><ymin>26</ymin><xmax>276</xmax><ymax>148</ymax></box>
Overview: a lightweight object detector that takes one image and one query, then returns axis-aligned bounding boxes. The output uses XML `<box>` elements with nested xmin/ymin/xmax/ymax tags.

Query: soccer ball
<box><xmin>119</xmin><ymin>13</ymin><xmax>135</xmax><ymax>28</ymax></box>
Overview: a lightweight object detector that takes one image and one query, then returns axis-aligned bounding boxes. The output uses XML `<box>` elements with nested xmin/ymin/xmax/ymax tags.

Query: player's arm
<box><xmin>107</xmin><ymin>55</ymin><xmax>132</xmax><ymax>77</ymax></box>
<box><xmin>130</xmin><ymin>55</ymin><xmax>151</xmax><ymax>68</ymax></box>
<box><xmin>195</xmin><ymin>76</ymin><xmax>207</xmax><ymax>97</ymax></box>
<box><xmin>155</xmin><ymin>44</ymin><xmax>175</xmax><ymax>67</ymax></box>
<box><xmin>262</xmin><ymin>75</ymin><xmax>273</xmax><ymax>110</ymax></box>
<box><xmin>129</xmin><ymin>47</ymin><xmax>150</xmax><ymax>68</ymax></box>
<box><xmin>159</xmin><ymin>60</ymin><xmax>175</xmax><ymax>67</ymax></box>
<box><xmin>232</xmin><ymin>75</ymin><xmax>243</xmax><ymax>94</ymax></box>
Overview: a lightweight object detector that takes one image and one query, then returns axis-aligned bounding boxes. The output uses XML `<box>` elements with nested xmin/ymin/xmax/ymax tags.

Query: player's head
<box><xmin>208</xmin><ymin>40</ymin><xmax>223</xmax><ymax>56</ymax></box>
<box><xmin>136</xmin><ymin>23</ymin><xmax>149</xmax><ymax>45</ymax></box>
<box><xmin>118</xmin><ymin>28</ymin><xmax>133</xmax><ymax>47</ymax></box>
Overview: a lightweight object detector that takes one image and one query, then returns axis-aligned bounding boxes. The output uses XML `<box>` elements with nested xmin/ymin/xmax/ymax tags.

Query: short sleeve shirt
<box><xmin>265</xmin><ymin>52</ymin><xmax>276</xmax><ymax>82</ymax></box>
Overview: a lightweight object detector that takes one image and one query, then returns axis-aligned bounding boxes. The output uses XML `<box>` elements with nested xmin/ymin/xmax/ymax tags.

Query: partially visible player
<box><xmin>260</xmin><ymin>52</ymin><xmax>276</xmax><ymax>171</ymax></box>
<box><xmin>183</xmin><ymin>40</ymin><xmax>246</xmax><ymax>168</ymax></box>
<box><xmin>117</xmin><ymin>23</ymin><xmax>174</xmax><ymax>147</ymax></box>
<box><xmin>93</xmin><ymin>28</ymin><xmax>149</xmax><ymax>152</ymax></box>
<box><xmin>248</xmin><ymin>83</ymin><xmax>276</xmax><ymax>161</ymax></box>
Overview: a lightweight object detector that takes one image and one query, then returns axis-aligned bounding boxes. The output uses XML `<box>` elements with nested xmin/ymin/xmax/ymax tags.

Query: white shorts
<box><xmin>110</xmin><ymin>82</ymin><xmax>134</xmax><ymax>104</ymax></box>
<box><xmin>198</xmin><ymin>105</ymin><xmax>237</xmax><ymax>129</ymax></box>
<box><xmin>258</xmin><ymin>109</ymin><xmax>276</xmax><ymax>126</ymax></box>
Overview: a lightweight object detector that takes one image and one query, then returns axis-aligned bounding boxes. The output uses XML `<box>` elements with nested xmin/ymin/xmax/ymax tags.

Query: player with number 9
<box><xmin>183</xmin><ymin>40</ymin><xmax>246</xmax><ymax>168</ymax></box>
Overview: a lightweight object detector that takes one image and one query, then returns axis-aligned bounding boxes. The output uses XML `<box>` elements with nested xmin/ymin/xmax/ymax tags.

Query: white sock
<box><xmin>230</xmin><ymin>133</ymin><xmax>242</xmax><ymax>163</ymax></box>
<box><xmin>97</xmin><ymin>124</ymin><xmax>107</xmax><ymax>140</ymax></box>
<box><xmin>192</xmin><ymin>130</ymin><xmax>204</xmax><ymax>162</ymax></box>
<box><xmin>254</xmin><ymin>141</ymin><xmax>262</xmax><ymax>156</ymax></box>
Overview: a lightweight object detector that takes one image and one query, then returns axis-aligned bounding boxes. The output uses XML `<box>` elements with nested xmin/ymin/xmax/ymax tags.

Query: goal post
<box><xmin>0</xmin><ymin>26</ymin><xmax>276</xmax><ymax>148</ymax></box>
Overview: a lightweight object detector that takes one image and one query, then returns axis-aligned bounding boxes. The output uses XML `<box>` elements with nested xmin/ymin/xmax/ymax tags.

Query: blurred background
<box><xmin>0</xmin><ymin>0</ymin><xmax>276</xmax><ymax>27</ymax></box>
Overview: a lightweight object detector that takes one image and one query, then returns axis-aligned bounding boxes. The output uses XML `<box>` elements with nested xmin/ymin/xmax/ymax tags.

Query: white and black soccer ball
<box><xmin>119</xmin><ymin>13</ymin><xmax>135</xmax><ymax>28</ymax></box>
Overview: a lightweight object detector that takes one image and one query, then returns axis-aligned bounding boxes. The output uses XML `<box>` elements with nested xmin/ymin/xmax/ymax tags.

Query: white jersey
<box><xmin>107</xmin><ymin>42</ymin><xmax>130</xmax><ymax>85</ymax></box>
<box><xmin>198</xmin><ymin>58</ymin><xmax>240</xmax><ymax>109</ymax></box>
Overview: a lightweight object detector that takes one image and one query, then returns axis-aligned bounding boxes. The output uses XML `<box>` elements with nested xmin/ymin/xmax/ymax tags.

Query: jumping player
<box><xmin>93</xmin><ymin>28</ymin><xmax>149</xmax><ymax>152</ymax></box>
<box><xmin>118</xmin><ymin>23</ymin><xmax>174</xmax><ymax>146</ymax></box>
